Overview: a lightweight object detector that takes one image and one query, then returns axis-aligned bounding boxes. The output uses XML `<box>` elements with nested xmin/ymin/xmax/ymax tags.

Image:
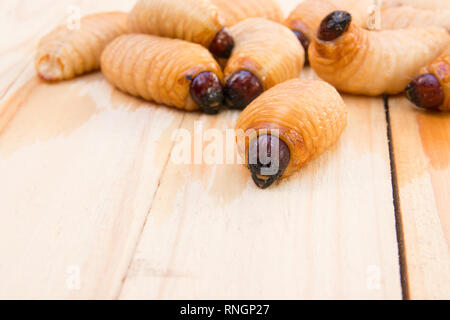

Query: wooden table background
<box><xmin>0</xmin><ymin>0</ymin><xmax>448</xmax><ymax>300</ymax></box>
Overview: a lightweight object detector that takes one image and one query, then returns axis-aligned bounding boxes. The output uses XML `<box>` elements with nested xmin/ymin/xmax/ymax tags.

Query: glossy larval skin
<box><xmin>381</xmin><ymin>6</ymin><xmax>450</xmax><ymax>32</ymax></box>
<box><xmin>211</xmin><ymin>0</ymin><xmax>283</xmax><ymax>27</ymax></box>
<box><xmin>235</xmin><ymin>79</ymin><xmax>347</xmax><ymax>184</ymax></box>
<box><xmin>101</xmin><ymin>34</ymin><xmax>224</xmax><ymax>112</ymax></box>
<box><xmin>309</xmin><ymin>13</ymin><xmax>450</xmax><ymax>96</ymax></box>
<box><xmin>284</xmin><ymin>0</ymin><xmax>374</xmax><ymax>54</ymax></box>
<box><xmin>406</xmin><ymin>45</ymin><xmax>450</xmax><ymax>112</ymax></box>
<box><xmin>35</xmin><ymin>12</ymin><xmax>128</xmax><ymax>81</ymax></box>
<box><xmin>224</xmin><ymin>18</ymin><xmax>304</xmax><ymax>109</ymax></box>
<box><xmin>128</xmin><ymin>0</ymin><xmax>228</xmax><ymax>51</ymax></box>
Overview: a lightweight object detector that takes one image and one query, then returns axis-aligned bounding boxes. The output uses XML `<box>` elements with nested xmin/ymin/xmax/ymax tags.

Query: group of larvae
<box><xmin>35</xmin><ymin>0</ymin><xmax>450</xmax><ymax>189</ymax></box>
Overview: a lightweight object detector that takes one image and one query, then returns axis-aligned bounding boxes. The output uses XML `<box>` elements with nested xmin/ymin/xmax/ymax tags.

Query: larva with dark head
<box><xmin>284</xmin><ymin>0</ymin><xmax>375</xmax><ymax>62</ymax></box>
<box><xmin>406</xmin><ymin>45</ymin><xmax>450</xmax><ymax>112</ymax></box>
<box><xmin>128</xmin><ymin>0</ymin><xmax>234</xmax><ymax>59</ymax></box>
<box><xmin>224</xmin><ymin>18</ymin><xmax>304</xmax><ymax>110</ymax></box>
<box><xmin>101</xmin><ymin>34</ymin><xmax>224</xmax><ymax>114</ymax></box>
<box><xmin>36</xmin><ymin>12</ymin><xmax>127</xmax><ymax>81</ymax></box>
<box><xmin>235</xmin><ymin>79</ymin><xmax>347</xmax><ymax>189</ymax></box>
<box><xmin>309</xmin><ymin>11</ymin><xmax>450</xmax><ymax>96</ymax></box>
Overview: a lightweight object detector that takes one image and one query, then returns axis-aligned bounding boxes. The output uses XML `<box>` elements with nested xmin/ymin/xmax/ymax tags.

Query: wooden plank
<box><xmin>119</xmin><ymin>70</ymin><xmax>402</xmax><ymax>300</ymax></box>
<box><xmin>388</xmin><ymin>96</ymin><xmax>450</xmax><ymax>299</ymax></box>
<box><xmin>0</xmin><ymin>0</ymin><xmax>181</xmax><ymax>299</ymax></box>
<box><xmin>0</xmin><ymin>72</ymin><xmax>185</xmax><ymax>299</ymax></box>
<box><xmin>0</xmin><ymin>0</ymin><xmax>404</xmax><ymax>299</ymax></box>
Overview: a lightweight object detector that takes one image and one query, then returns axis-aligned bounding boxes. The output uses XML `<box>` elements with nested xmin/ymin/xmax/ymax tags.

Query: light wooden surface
<box><xmin>389</xmin><ymin>97</ymin><xmax>450</xmax><ymax>299</ymax></box>
<box><xmin>119</xmin><ymin>79</ymin><xmax>401</xmax><ymax>300</ymax></box>
<box><xmin>0</xmin><ymin>0</ymin><xmax>448</xmax><ymax>300</ymax></box>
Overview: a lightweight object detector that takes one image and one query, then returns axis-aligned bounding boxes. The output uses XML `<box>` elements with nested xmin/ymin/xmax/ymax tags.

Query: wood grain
<box><xmin>0</xmin><ymin>72</ymin><xmax>185</xmax><ymax>299</ymax></box>
<box><xmin>388</xmin><ymin>96</ymin><xmax>450</xmax><ymax>299</ymax></box>
<box><xmin>0</xmin><ymin>0</ymin><xmax>420</xmax><ymax>300</ymax></box>
<box><xmin>119</xmin><ymin>70</ymin><xmax>402</xmax><ymax>300</ymax></box>
<box><xmin>0</xmin><ymin>0</ymin><xmax>181</xmax><ymax>299</ymax></box>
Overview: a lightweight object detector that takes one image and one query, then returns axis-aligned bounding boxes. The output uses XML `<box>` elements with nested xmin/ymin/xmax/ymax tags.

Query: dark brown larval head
<box><xmin>224</xmin><ymin>70</ymin><xmax>264</xmax><ymax>110</ymax></box>
<box><xmin>318</xmin><ymin>11</ymin><xmax>352</xmax><ymax>41</ymax></box>
<box><xmin>209</xmin><ymin>28</ymin><xmax>235</xmax><ymax>59</ymax></box>
<box><xmin>190</xmin><ymin>72</ymin><xmax>223</xmax><ymax>114</ymax></box>
<box><xmin>405</xmin><ymin>73</ymin><xmax>444</xmax><ymax>110</ymax></box>
<box><xmin>292</xmin><ymin>29</ymin><xmax>310</xmax><ymax>63</ymax></box>
<box><xmin>248</xmin><ymin>135</ymin><xmax>291</xmax><ymax>189</ymax></box>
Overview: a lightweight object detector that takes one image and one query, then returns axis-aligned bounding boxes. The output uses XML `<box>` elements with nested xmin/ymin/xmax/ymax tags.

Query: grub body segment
<box><xmin>36</xmin><ymin>12</ymin><xmax>128</xmax><ymax>81</ymax></box>
<box><xmin>128</xmin><ymin>0</ymin><xmax>225</xmax><ymax>48</ymax></box>
<box><xmin>101</xmin><ymin>34</ymin><xmax>224</xmax><ymax>111</ymax></box>
<box><xmin>285</xmin><ymin>0</ymin><xmax>374</xmax><ymax>51</ymax></box>
<box><xmin>224</xmin><ymin>18</ymin><xmax>304</xmax><ymax>109</ymax></box>
<box><xmin>236</xmin><ymin>79</ymin><xmax>347</xmax><ymax>181</ymax></box>
<box><xmin>310</xmin><ymin>21</ymin><xmax>450</xmax><ymax>95</ymax></box>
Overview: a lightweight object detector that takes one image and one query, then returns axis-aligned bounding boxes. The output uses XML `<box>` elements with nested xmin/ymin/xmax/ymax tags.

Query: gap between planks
<box><xmin>384</xmin><ymin>95</ymin><xmax>410</xmax><ymax>300</ymax></box>
<box><xmin>386</xmin><ymin>95</ymin><xmax>450</xmax><ymax>299</ymax></box>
